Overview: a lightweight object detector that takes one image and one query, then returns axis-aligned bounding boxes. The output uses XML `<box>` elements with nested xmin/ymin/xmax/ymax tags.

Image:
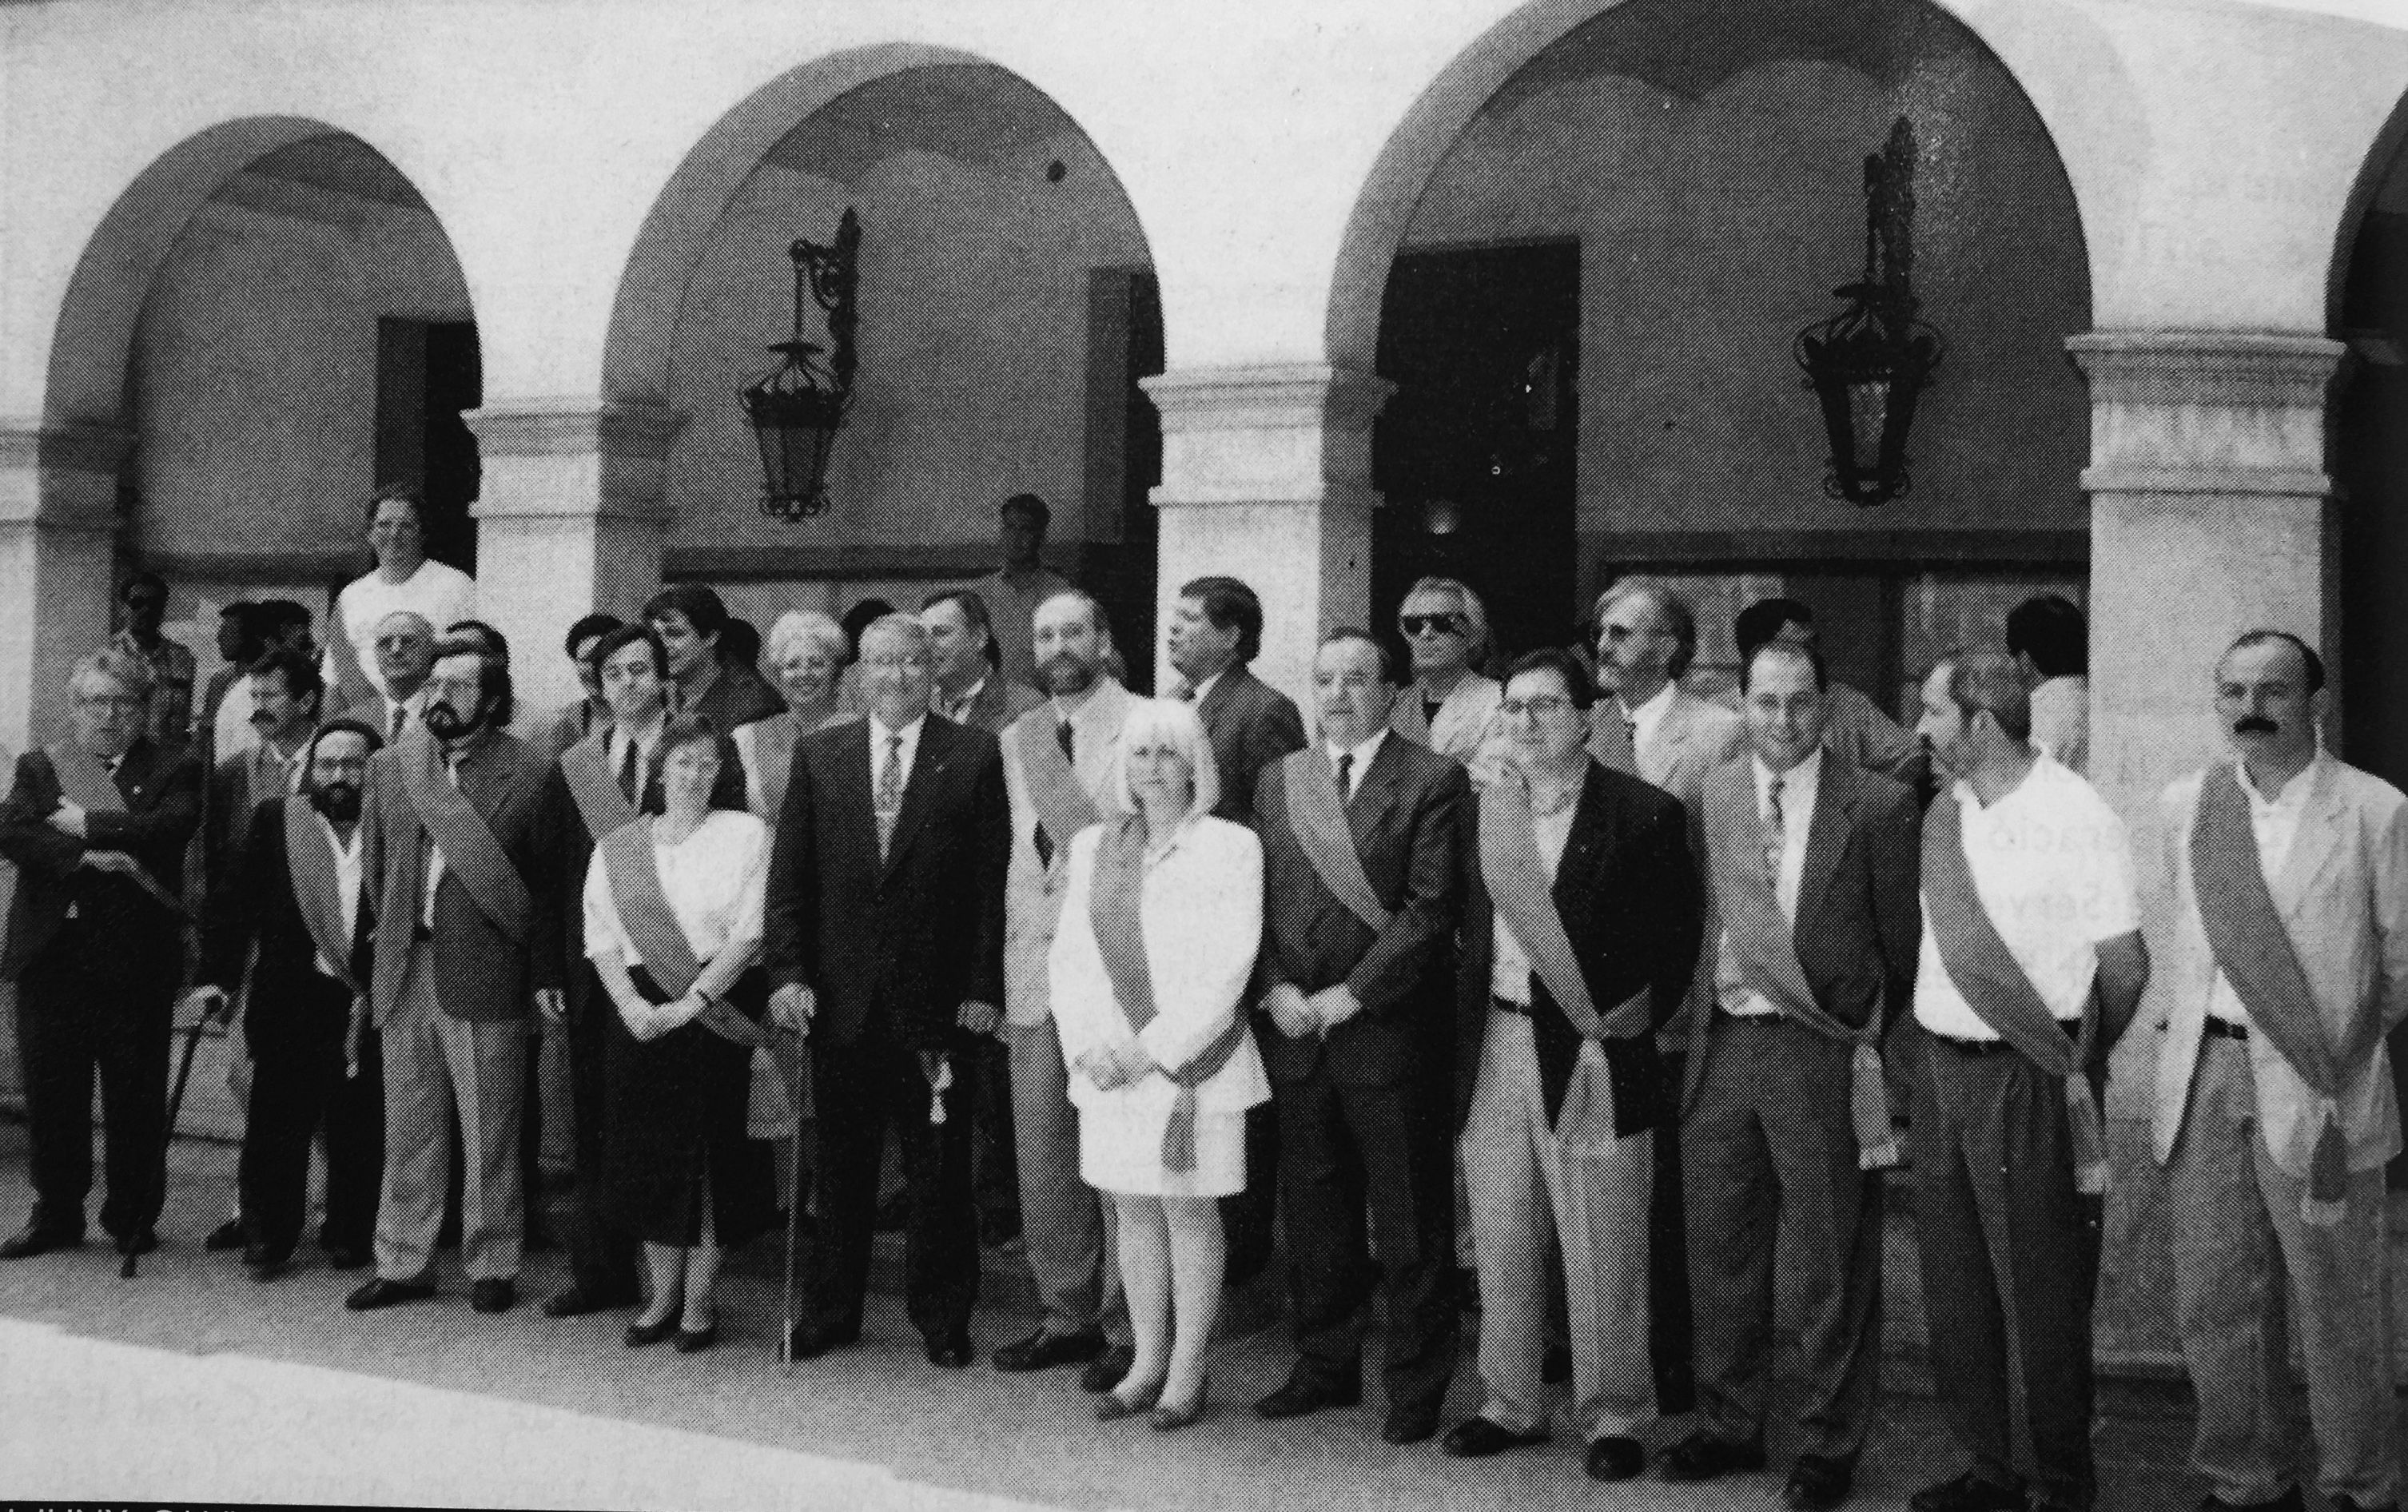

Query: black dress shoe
<box><xmin>1381</xmin><ymin>1404</ymin><xmax>1442</xmax><ymax>1445</ymax></box>
<box><xmin>1080</xmin><ymin>1343</ymin><xmax>1135</xmax><ymax>1394</ymax></box>
<box><xmin>0</xmin><ymin>1219</ymin><xmax>84</xmax><ymax>1260</ymax></box>
<box><xmin>1787</xmin><ymin>1452</ymin><xmax>1860</xmax><ymax>1511</ymax></box>
<box><xmin>470</xmin><ymin>1278</ymin><xmax>516</xmax><ymax>1314</ymax></box>
<box><xmin>785</xmin><ymin>1320</ymin><xmax>862</xmax><ymax>1361</ymax></box>
<box><xmin>2328</xmin><ymin>1498</ymin><xmax>2402</xmax><ymax>1512</ymax></box>
<box><xmin>674</xmin><ymin>1319</ymin><xmax>718</xmax><ymax>1354</ymax></box>
<box><xmin>1912</xmin><ymin>1470</ymin><xmax>2028</xmax><ymax>1512</ymax></box>
<box><xmin>925</xmin><ymin>1335</ymin><xmax>975</xmax><ymax>1368</ymax></box>
<box><xmin>2199</xmin><ymin>1492</ymin><xmax>2305</xmax><ymax>1512</ymax></box>
<box><xmin>625</xmin><ymin>1315</ymin><xmax>680</xmax><ymax>1348</ymax></box>
<box><xmin>1659</xmin><ymin>1430</ymin><xmax>1768</xmax><ymax>1482</ymax></box>
<box><xmin>345</xmin><ymin>1275</ymin><xmax>436</xmax><ymax>1311</ymax></box>
<box><xmin>111</xmin><ymin>1228</ymin><xmax>158</xmax><ymax>1258</ymax></box>
<box><xmin>242</xmin><ymin>1246</ymin><xmax>292</xmax><ymax>1283</ymax></box>
<box><xmin>323</xmin><ymin>1245</ymin><xmax>371</xmax><ymax>1271</ymax></box>
<box><xmin>1440</xmin><ymin>1417</ymin><xmax>1550</xmax><ymax>1458</ymax></box>
<box><xmin>992</xmin><ymin>1327</ymin><xmax>1104</xmax><ymax>1372</ymax></box>
<box><xmin>1253</xmin><ymin>1375</ymin><xmax>1362</xmax><ymax>1419</ymax></box>
<box><xmin>544</xmin><ymin>1284</ymin><xmax>641</xmax><ymax>1319</ymax></box>
<box><xmin>1585</xmin><ymin>1435</ymin><xmax>1646</xmax><ymax>1482</ymax></box>
<box><xmin>205</xmin><ymin>1219</ymin><xmax>248</xmax><ymax>1252</ymax></box>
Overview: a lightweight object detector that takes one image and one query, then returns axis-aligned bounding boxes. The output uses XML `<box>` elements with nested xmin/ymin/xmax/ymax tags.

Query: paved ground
<box><xmin>0</xmin><ymin>1119</ymin><xmax>2288</xmax><ymax>1511</ymax></box>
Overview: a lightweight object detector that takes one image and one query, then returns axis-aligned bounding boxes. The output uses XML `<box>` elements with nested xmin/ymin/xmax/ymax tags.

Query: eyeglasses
<box><xmin>76</xmin><ymin>694</ymin><xmax>145</xmax><ymax>714</ymax></box>
<box><xmin>1499</xmin><ymin>695</ymin><xmax>1575</xmax><ymax>719</ymax></box>
<box><xmin>1399</xmin><ymin>614</ymin><xmax>1467</xmax><ymax>638</ymax></box>
<box><xmin>862</xmin><ymin>655</ymin><xmax>931</xmax><ymax>672</ymax></box>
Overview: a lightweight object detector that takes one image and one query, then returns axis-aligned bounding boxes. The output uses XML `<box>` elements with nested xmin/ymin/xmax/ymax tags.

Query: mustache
<box><xmin>2233</xmin><ymin>716</ymin><xmax>2279</xmax><ymax>735</ymax></box>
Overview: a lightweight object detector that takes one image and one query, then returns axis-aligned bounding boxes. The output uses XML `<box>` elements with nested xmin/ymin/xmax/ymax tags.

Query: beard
<box><xmin>421</xmin><ymin>699</ymin><xmax>482</xmax><ymax>742</ymax></box>
<box><xmin>312</xmin><ymin>782</ymin><xmax>363</xmax><ymax>824</ymax></box>
<box><xmin>1041</xmin><ymin>652</ymin><xmax>1099</xmax><ymax>698</ymax></box>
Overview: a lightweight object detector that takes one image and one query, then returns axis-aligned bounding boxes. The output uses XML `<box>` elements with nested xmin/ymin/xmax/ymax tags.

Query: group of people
<box><xmin>0</xmin><ymin>483</ymin><xmax>2398</xmax><ymax>1512</ymax></box>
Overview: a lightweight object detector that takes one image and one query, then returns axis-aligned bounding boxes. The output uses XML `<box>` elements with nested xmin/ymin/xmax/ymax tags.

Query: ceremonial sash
<box><xmin>2190</xmin><ymin>763</ymin><xmax>2386</xmax><ymax>1224</ymax></box>
<box><xmin>1921</xmin><ymin>791</ymin><xmax>2109</xmax><ymax>1194</ymax></box>
<box><xmin>1280</xmin><ymin>749</ymin><xmax>1393</xmax><ymax>934</ymax></box>
<box><xmin>1479</xmin><ymin>778</ymin><xmax>1654</xmax><ymax>1045</ymax></box>
<box><xmin>1015</xmin><ymin>712</ymin><xmax>1100</xmax><ymax>867</ymax></box>
<box><xmin>559</xmin><ymin>732</ymin><xmax>640</xmax><ymax>842</ymax></box>
<box><xmin>397</xmin><ymin>731</ymin><xmax>531</xmax><ymax>945</ymax></box>
<box><xmin>283</xmin><ymin>798</ymin><xmax>374</xmax><ymax>1076</ymax></box>
<box><xmin>597</xmin><ymin>818</ymin><xmax>801</xmax><ymax>1128</ymax></box>
<box><xmin>1089</xmin><ymin>815</ymin><xmax>1248</xmax><ymax>1172</ymax></box>
<box><xmin>1700</xmin><ymin>767</ymin><xmax>1896</xmax><ymax>1168</ymax></box>
<box><xmin>744</xmin><ymin>714</ymin><xmax>801</xmax><ymax>823</ymax></box>
<box><xmin>46</xmin><ymin>740</ymin><xmax>182</xmax><ymax>916</ymax></box>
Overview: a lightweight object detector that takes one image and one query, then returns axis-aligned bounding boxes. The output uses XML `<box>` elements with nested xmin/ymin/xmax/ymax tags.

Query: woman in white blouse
<box><xmin>1049</xmin><ymin>698</ymin><xmax>1267</xmax><ymax>1429</ymax></box>
<box><xmin>583</xmin><ymin>714</ymin><xmax>777</xmax><ymax>1353</ymax></box>
<box><xmin>730</xmin><ymin>609</ymin><xmax>854</xmax><ymax>825</ymax></box>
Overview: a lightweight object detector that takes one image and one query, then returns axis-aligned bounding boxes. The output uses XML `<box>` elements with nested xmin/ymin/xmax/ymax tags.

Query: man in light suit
<box><xmin>1252</xmin><ymin>629</ymin><xmax>1464</xmax><ymax>1445</ymax></box>
<box><xmin>2152</xmin><ymin>631</ymin><xmax>2405</xmax><ymax>1512</ymax></box>
<box><xmin>1592</xmin><ymin>578</ymin><xmax>1741</xmax><ymax>1415</ymax></box>
<box><xmin>1665</xmin><ymin>640</ymin><xmax>1920</xmax><ymax>1511</ymax></box>
<box><xmin>1391</xmin><ymin>577</ymin><xmax>1504</xmax><ymax>775</ymax></box>
<box><xmin>766</xmin><ymin>614</ymin><xmax>1009</xmax><ymax>1368</ymax></box>
<box><xmin>990</xmin><ymin>590</ymin><xmax>1138</xmax><ymax>1385</ymax></box>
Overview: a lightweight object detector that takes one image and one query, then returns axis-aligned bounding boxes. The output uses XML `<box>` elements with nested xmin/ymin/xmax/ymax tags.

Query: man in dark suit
<box><xmin>1251</xmin><ymin>628</ymin><xmax>1465</xmax><ymax>1444</ymax></box>
<box><xmin>189</xmin><ymin>719</ymin><xmax>385</xmax><ymax>1279</ymax></box>
<box><xmin>0</xmin><ymin>647</ymin><xmax>203</xmax><ymax>1261</ymax></box>
<box><xmin>1662</xmin><ymin>641</ymin><xmax>1919</xmax><ymax>1511</ymax></box>
<box><xmin>345</xmin><ymin>635</ymin><xmax>559</xmax><ymax>1316</ymax></box>
<box><xmin>1167</xmin><ymin>574</ymin><xmax>1310</xmax><ymax>1293</ymax></box>
<box><xmin>1443</xmin><ymin>647</ymin><xmax>1701</xmax><ymax>1484</ymax></box>
<box><xmin>205</xmin><ymin>647</ymin><xmax>321</xmax><ymax>882</ymax></box>
<box><xmin>766</xmin><ymin>614</ymin><xmax>1009</xmax><ymax>1368</ymax></box>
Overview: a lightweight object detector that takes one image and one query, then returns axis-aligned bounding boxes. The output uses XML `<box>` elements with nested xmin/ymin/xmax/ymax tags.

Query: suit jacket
<box><xmin>366</xmin><ymin>727</ymin><xmax>555</xmax><ymax>1024</ymax></box>
<box><xmin>1391</xmin><ymin>673</ymin><xmax>1502</xmax><ymax>767</ymax></box>
<box><xmin>205</xmin><ymin>738</ymin><xmax>304</xmax><ymax>885</ymax></box>
<box><xmin>1685</xmin><ymin>754</ymin><xmax>1920</xmax><ymax>1112</ymax></box>
<box><xmin>1196</xmin><ymin>664</ymin><xmax>1307</xmax><ymax>826</ymax></box>
<box><xmin>1820</xmin><ymin>680</ymin><xmax>1927</xmax><ymax>789</ymax></box>
<box><xmin>949</xmin><ymin>676</ymin><xmax>1046</xmax><ymax>737</ymax></box>
<box><xmin>762</xmin><ymin>714</ymin><xmax>1009</xmax><ymax>1048</ymax></box>
<box><xmin>0</xmin><ymin>738</ymin><xmax>201</xmax><ymax>981</ymax></box>
<box><xmin>1631</xmin><ymin>686</ymin><xmax>1742</xmax><ymax>1030</ymax></box>
<box><xmin>1001</xmin><ymin>679</ymin><xmax>1132</xmax><ymax>1025</ymax></box>
<box><xmin>2150</xmin><ymin>751</ymin><xmax>2408</xmax><ymax>1176</ymax></box>
<box><xmin>1455</xmin><ymin>759</ymin><xmax>1700</xmax><ymax>1136</ymax></box>
<box><xmin>201</xmin><ymin>797</ymin><xmax>375</xmax><ymax>1053</ymax></box>
<box><xmin>691</xmin><ymin>662</ymin><xmax>786</xmax><ymax>734</ymax></box>
<box><xmin>1253</xmin><ymin>734</ymin><xmax>1465</xmax><ymax>1087</ymax></box>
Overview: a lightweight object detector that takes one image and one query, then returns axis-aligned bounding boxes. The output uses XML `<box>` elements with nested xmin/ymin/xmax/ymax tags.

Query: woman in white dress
<box><xmin>730</xmin><ymin>610</ymin><xmax>854</xmax><ymax>826</ymax></box>
<box><xmin>584</xmin><ymin>714</ymin><xmax>777</xmax><ymax>1354</ymax></box>
<box><xmin>1049</xmin><ymin>698</ymin><xmax>1267</xmax><ymax>1429</ymax></box>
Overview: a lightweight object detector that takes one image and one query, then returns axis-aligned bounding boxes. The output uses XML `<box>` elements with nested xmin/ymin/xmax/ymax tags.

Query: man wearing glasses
<box><xmin>1390</xmin><ymin>577</ymin><xmax>1503</xmax><ymax>781</ymax></box>
<box><xmin>0</xmin><ymin>648</ymin><xmax>202</xmax><ymax>1262</ymax></box>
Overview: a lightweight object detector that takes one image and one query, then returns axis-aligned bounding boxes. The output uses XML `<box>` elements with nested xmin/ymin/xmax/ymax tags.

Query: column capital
<box><xmin>464</xmin><ymin>397</ymin><xmax>686</xmax><ymax>460</ymax></box>
<box><xmin>1144</xmin><ymin>364</ymin><xmax>1394</xmax><ymax>509</ymax></box>
<box><xmin>1141</xmin><ymin>363</ymin><xmax>1395</xmax><ymax>435</ymax></box>
<box><xmin>464</xmin><ymin>399</ymin><xmax>684</xmax><ymax>524</ymax></box>
<box><xmin>2068</xmin><ymin>331</ymin><xmax>2344</xmax><ymax>496</ymax></box>
<box><xmin>0</xmin><ymin>418</ymin><xmax>129</xmax><ymax>531</ymax></box>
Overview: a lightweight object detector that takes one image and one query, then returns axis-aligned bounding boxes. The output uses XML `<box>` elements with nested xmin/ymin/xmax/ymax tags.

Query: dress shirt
<box><xmin>2201</xmin><ymin>755</ymin><xmax>2314</xmax><ymax>1030</ymax></box>
<box><xmin>1491</xmin><ymin>795</ymin><xmax>1579</xmax><ymax>1005</ymax></box>
<box><xmin>420</xmin><ymin>746</ymin><xmax>465</xmax><ymax>932</ymax></box>
<box><xmin>583</xmin><ymin>810</ymin><xmax>770</xmax><ymax>971</ymax></box>
<box><xmin>605</xmin><ymin>714</ymin><xmax>667</xmax><ymax>801</ymax></box>
<box><xmin>868</xmin><ymin>713</ymin><xmax>928</xmax><ymax>801</ymax></box>
<box><xmin>1323</xmin><ymin>728</ymin><xmax>1388</xmax><ymax>802</ymax></box>
<box><xmin>1623</xmin><ymin>681</ymin><xmax>1677</xmax><ymax>755</ymax></box>
<box><xmin>1185</xmin><ymin>670</ymin><xmax>1224</xmax><ymax>706</ymax></box>
<box><xmin>1715</xmin><ymin>749</ymin><xmax>1823</xmax><ymax>1017</ymax></box>
<box><xmin>314</xmin><ymin>813</ymin><xmax>368</xmax><ymax>981</ymax></box>
<box><xmin>1914</xmin><ymin>754</ymin><xmax>2140</xmax><ymax>1040</ymax></box>
<box><xmin>215</xmin><ymin>676</ymin><xmax>258</xmax><ymax>760</ymax></box>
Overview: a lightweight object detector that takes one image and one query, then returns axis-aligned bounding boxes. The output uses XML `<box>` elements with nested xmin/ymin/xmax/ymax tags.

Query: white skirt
<box><xmin>1078</xmin><ymin>1100</ymin><xmax>1248</xmax><ymax>1199</ymax></box>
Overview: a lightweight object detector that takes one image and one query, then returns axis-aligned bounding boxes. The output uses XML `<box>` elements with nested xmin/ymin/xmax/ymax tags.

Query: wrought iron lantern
<box><xmin>743</xmin><ymin>209</ymin><xmax>860</xmax><ymax>520</ymax></box>
<box><xmin>1794</xmin><ymin>118</ymin><xmax>1944</xmax><ymax>507</ymax></box>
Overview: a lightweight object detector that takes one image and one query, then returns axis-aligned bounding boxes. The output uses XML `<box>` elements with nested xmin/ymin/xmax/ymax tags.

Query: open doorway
<box><xmin>376</xmin><ymin>316</ymin><xmax>482</xmax><ymax>574</ymax></box>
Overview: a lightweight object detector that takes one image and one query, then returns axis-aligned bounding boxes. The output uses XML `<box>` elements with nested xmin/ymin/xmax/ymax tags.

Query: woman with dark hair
<box><xmin>583</xmin><ymin>712</ymin><xmax>778</xmax><ymax>1352</ymax></box>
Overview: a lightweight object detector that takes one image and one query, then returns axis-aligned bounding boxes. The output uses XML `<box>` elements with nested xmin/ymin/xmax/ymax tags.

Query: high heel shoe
<box><xmin>1151</xmin><ymin>1375</ymin><xmax>1211</xmax><ymax>1431</ymax></box>
<box><xmin>1095</xmin><ymin>1379</ymin><xmax>1164</xmax><ymax>1421</ymax></box>
<box><xmin>624</xmin><ymin>1314</ymin><xmax>679</xmax><ymax>1348</ymax></box>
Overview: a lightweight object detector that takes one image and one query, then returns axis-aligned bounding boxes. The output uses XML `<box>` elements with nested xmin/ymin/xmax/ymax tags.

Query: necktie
<box><xmin>1033</xmin><ymin>720</ymin><xmax>1073</xmax><ymax>870</ymax></box>
<box><xmin>1057</xmin><ymin>720</ymin><xmax>1075</xmax><ymax>764</ymax></box>
<box><xmin>875</xmin><ymin>732</ymin><xmax>905</xmax><ymax>857</ymax></box>
<box><xmin>1335</xmin><ymin>751</ymin><xmax>1354</xmax><ymax>803</ymax></box>
<box><xmin>389</xmin><ymin>703</ymin><xmax>406</xmax><ymax>744</ymax></box>
<box><xmin>1765</xmin><ymin>771</ymin><xmax>1787</xmax><ymax>898</ymax></box>
<box><xmin>617</xmin><ymin>738</ymin><xmax>640</xmax><ymax>805</ymax></box>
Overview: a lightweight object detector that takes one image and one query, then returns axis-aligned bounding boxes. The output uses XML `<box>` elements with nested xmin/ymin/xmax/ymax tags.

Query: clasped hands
<box><xmin>766</xmin><ymin>983</ymin><xmax>999</xmax><ymax>1039</ymax></box>
<box><xmin>1074</xmin><ymin>1038</ymin><xmax>1156</xmax><ymax>1091</ymax></box>
<box><xmin>618</xmin><ymin>991</ymin><xmax>709</xmax><ymax>1043</ymax></box>
<box><xmin>1262</xmin><ymin>981</ymin><xmax>1361</xmax><ymax>1039</ymax></box>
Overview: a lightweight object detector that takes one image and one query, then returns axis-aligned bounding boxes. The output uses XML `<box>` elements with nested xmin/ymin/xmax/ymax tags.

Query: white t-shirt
<box><xmin>328</xmin><ymin>559</ymin><xmax>477</xmax><ymax>700</ymax></box>
<box><xmin>1914</xmin><ymin>754</ymin><xmax>2140</xmax><ymax>1040</ymax></box>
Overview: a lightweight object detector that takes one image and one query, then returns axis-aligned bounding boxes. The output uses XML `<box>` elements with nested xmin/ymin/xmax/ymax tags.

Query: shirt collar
<box><xmin>1054</xmin><ymin>677</ymin><xmax>1123</xmax><ymax>735</ymax></box>
<box><xmin>2235</xmin><ymin>748</ymin><xmax>2321</xmax><ymax>810</ymax></box>
<box><xmin>1625</xmin><ymin>680</ymin><xmax>1678</xmax><ymax>743</ymax></box>
<box><xmin>870</xmin><ymin>712</ymin><xmax>928</xmax><ymax>747</ymax></box>
<box><xmin>935</xmin><ymin>677</ymin><xmax>986</xmax><ymax>717</ymax></box>
<box><xmin>1189</xmin><ymin>670</ymin><xmax>1225</xmax><ymax>706</ymax></box>
<box><xmin>1324</xmin><ymin>726</ymin><xmax>1388</xmax><ymax>770</ymax></box>
<box><xmin>1754</xmin><ymin>746</ymin><xmax>1822</xmax><ymax>803</ymax></box>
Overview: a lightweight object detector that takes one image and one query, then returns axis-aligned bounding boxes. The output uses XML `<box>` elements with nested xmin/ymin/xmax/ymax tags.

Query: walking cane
<box><xmin>133</xmin><ymin>993</ymin><xmax>223</xmax><ymax>1279</ymax></box>
<box><xmin>778</xmin><ymin>1031</ymin><xmax>810</xmax><ymax>1372</ymax></box>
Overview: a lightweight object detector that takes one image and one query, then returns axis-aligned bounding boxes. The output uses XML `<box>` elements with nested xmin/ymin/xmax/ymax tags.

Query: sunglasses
<box><xmin>1399</xmin><ymin>614</ymin><xmax>1467</xmax><ymax>638</ymax></box>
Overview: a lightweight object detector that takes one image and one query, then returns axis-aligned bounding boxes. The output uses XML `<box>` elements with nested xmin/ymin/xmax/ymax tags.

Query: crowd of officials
<box><xmin>0</xmin><ymin>482</ymin><xmax>2399</xmax><ymax>1512</ymax></box>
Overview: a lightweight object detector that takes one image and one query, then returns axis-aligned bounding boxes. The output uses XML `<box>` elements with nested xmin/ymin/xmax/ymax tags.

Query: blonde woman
<box><xmin>732</xmin><ymin>610</ymin><xmax>854</xmax><ymax>826</ymax></box>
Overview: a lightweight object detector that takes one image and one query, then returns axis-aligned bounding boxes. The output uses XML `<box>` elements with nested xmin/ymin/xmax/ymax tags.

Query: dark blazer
<box><xmin>1197</xmin><ymin>665</ymin><xmax>1307</xmax><ymax>826</ymax></box>
<box><xmin>366</xmin><ymin>727</ymin><xmax>555</xmax><ymax>1023</ymax></box>
<box><xmin>1253</xmin><ymin>734</ymin><xmax>1465</xmax><ymax>1086</ymax></box>
<box><xmin>0</xmin><ymin>738</ymin><xmax>201</xmax><ymax>980</ymax></box>
<box><xmin>762</xmin><ymin>714</ymin><xmax>1009</xmax><ymax>1049</ymax></box>
<box><xmin>692</xmin><ymin>662</ymin><xmax>786</xmax><ymax>734</ymax></box>
<box><xmin>201</xmin><ymin>797</ymin><xmax>375</xmax><ymax>1052</ymax></box>
<box><xmin>953</xmin><ymin>677</ymin><xmax>1045</xmax><ymax>737</ymax></box>
<box><xmin>1683</xmin><ymin>754</ymin><xmax>1919</xmax><ymax>1111</ymax></box>
<box><xmin>1455</xmin><ymin>759</ymin><xmax>1701</xmax><ymax>1137</ymax></box>
<box><xmin>205</xmin><ymin>742</ymin><xmax>301</xmax><ymax>885</ymax></box>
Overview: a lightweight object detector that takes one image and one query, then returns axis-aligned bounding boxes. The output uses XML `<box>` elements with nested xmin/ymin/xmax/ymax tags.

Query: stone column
<box><xmin>1143</xmin><ymin>364</ymin><xmax>1393</xmax><ymax>706</ymax></box>
<box><xmin>2068</xmin><ymin>330</ymin><xmax>2350</xmax><ymax>1371</ymax></box>
<box><xmin>464</xmin><ymin>399</ymin><xmax>683</xmax><ymax>722</ymax></box>
<box><xmin>0</xmin><ymin>420</ymin><xmax>129</xmax><ymax>755</ymax></box>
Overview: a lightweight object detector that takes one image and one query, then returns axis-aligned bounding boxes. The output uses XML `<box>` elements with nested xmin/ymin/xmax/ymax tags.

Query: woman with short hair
<box><xmin>732</xmin><ymin>610</ymin><xmax>854</xmax><ymax>825</ymax></box>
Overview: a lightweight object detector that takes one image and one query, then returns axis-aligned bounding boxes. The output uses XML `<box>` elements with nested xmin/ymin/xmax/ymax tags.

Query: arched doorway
<box><xmin>48</xmin><ymin>120</ymin><xmax>480</xmax><ymax>665</ymax></box>
<box><xmin>604</xmin><ymin>49</ymin><xmax>1163</xmax><ymax>686</ymax></box>
<box><xmin>1333</xmin><ymin>0</ymin><xmax>2092</xmax><ymax>701</ymax></box>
